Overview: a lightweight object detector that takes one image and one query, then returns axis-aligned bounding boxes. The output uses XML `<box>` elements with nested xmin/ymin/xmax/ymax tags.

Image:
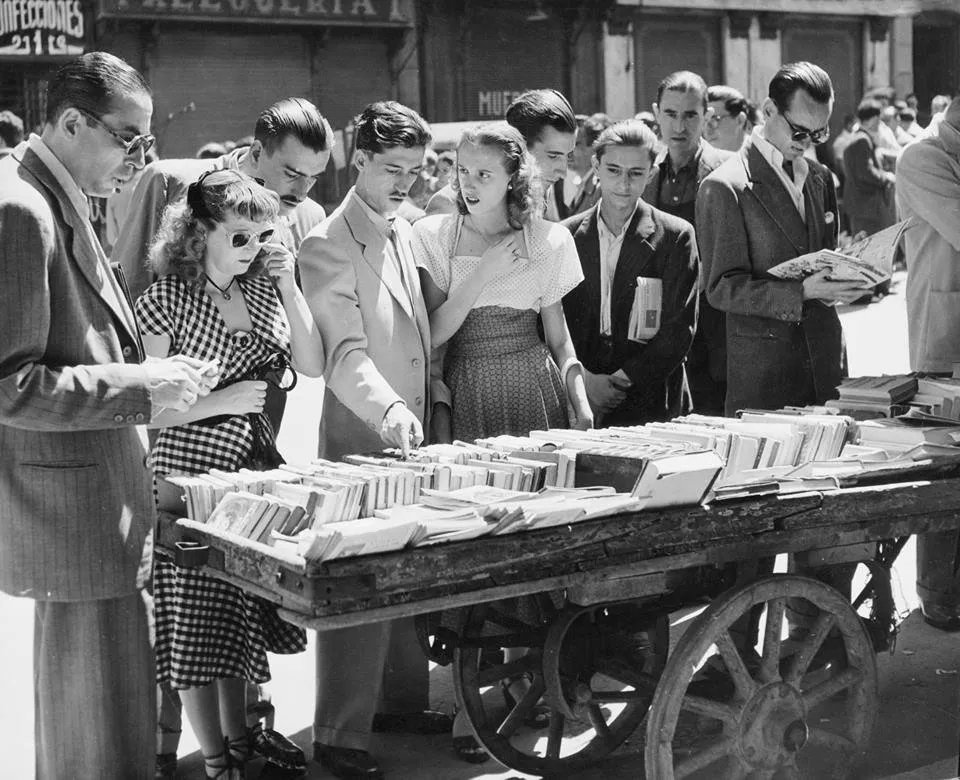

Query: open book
<box><xmin>766</xmin><ymin>219</ymin><xmax>910</xmax><ymax>286</ymax></box>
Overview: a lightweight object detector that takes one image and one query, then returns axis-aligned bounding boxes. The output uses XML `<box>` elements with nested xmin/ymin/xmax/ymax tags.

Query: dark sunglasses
<box><xmin>778</xmin><ymin>110</ymin><xmax>830</xmax><ymax>144</ymax></box>
<box><xmin>79</xmin><ymin>108</ymin><xmax>156</xmax><ymax>156</ymax></box>
<box><xmin>226</xmin><ymin>228</ymin><xmax>275</xmax><ymax>248</ymax></box>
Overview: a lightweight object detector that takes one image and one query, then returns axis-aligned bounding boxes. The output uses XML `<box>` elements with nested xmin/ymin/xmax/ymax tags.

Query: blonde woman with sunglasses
<box><xmin>135</xmin><ymin>169</ymin><xmax>324</xmax><ymax>779</ymax></box>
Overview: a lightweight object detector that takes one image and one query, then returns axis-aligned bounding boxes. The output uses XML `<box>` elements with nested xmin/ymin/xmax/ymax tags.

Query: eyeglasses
<box><xmin>778</xmin><ymin>110</ymin><xmax>830</xmax><ymax>144</ymax></box>
<box><xmin>79</xmin><ymin>109</ymin><xmax>156</xmax><ymax>156</ymax></box>
<box><xmin>226</xmin><ymin>228</ymin><xmax>275</xmax><ymax>249</ymax></box>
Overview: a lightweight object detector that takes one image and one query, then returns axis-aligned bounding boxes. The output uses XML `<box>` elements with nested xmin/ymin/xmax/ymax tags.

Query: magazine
<box><xmin>766</xmin><ymin>219</ymin><xmax>910</xmax><ymax>286</ymax></box>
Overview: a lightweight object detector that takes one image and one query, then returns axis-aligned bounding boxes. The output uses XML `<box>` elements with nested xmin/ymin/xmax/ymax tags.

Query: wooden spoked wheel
<box><xmin>645</xmin><ymin>574</ymin><xmax>878</xmax><ymax>780</ymax></box>
<box><xmin>453</xmin><ymin>597</ymin><xmax>668</xmax><ymax>776</ymax></box>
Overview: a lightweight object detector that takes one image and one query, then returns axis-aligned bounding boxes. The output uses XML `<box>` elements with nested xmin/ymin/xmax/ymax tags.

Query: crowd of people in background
<box><xmin>2</xmin><ymin>49</ymin><xmax>960</xmax><ymax>780</ymax></box>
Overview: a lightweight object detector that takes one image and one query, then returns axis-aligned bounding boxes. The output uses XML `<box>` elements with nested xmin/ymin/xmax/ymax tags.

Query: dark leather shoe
<box><xmin>371</xmin><ymin>709</ymin><xmax>453</xmax><ymax>735</ymax></box>
<box><xmin>250</xmin><ymin>723</ymin><xmax>306</xmax><ymax>771</ymax></box>
<box><xmin>313</xmin><ymin>743</ymin><xmax>384</xmax><ymax>779</ymax></box>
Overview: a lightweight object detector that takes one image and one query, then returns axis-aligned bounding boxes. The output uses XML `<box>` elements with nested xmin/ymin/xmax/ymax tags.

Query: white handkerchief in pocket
<box><xmin>628</xmin><ymin>276</ymin><xmax>662</xmax><ymax>343</ymax></box>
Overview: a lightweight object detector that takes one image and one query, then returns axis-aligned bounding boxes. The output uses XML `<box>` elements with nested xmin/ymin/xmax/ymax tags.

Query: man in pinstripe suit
<box><xmin>0</xmin><ymin>53</ymin><xmax>212</xmax><ymax>779</ymax></box>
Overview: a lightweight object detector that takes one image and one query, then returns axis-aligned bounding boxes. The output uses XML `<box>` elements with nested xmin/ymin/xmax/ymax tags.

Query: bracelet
<box><xmin>559</xmin><ymin>357</ymin><xmax>583</xmax><ymax>387</ymax></box>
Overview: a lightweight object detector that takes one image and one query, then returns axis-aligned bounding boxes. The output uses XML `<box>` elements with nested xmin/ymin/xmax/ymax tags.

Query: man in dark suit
<box><xmin>697</xmin><ymin>62</ymin><xmax>869</xmax><ymax>415</ymax></box>
<box><xmin>0</xmin><ymin>52</ymin><xmax>211</xmax><ymax>779</ymax></box>
<box><xmin>563</xmin><ymin>119</ymin><xmax>699</xmax><ymax>426</ymax></box>
<box><xmin>843</xmin><ymin>98</ymin><xmax>897</xmax><ymax>236</ymax></box>
<box><xmin>644</xmin><ymin>71</ymin><xmax>732</xmax><ymax>416</ymax></box>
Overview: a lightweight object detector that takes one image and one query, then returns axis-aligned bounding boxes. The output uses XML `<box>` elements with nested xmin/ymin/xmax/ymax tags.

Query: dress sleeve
<box><xmin>134</xmin><ymin>278</ymin><xmax>176</xmax><ymax>338</ymax></box>
<box><xmin>411</xmin><ymin>215</ymin><xmax>452</xmax><ymax>293</ymax></box>
<box><xmin>541</xmin><ymin>223</ymin><xmax>585</xmax><ymax>307</ymax></box>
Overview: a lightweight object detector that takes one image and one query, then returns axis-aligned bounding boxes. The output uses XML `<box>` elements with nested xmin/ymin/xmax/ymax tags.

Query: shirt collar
<box><xmin>661</xmin><ymin>141</ymin><xmax>702</xmax><ymax>177</ymax></box>
<box><xmin>596</xmin><ymin>200</ymin><xmax>638</xmax><ymax>240</ymax></box>
<box><xmin>751</xmin><ymin>126</ymin><xmax>808</xmax><ymax>179</ymax></box>
<box><xmin>27</xmin><ymin>134</ymin><xmax>89</xmax><ymax>220</ymax></box>
<box><xmin>348</xmin><ymin>187</ymin><xmax>393</xmax><ymax>236</ymax></box>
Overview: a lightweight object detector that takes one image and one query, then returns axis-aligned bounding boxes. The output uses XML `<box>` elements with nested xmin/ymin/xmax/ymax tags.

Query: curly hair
<box><xmin>452</xmin><ymin>122</ymin><xmax>544</xmax><ymax>229</ymax></box>
<box><xmin>148</xmin><ymin>169</ymin><xmax>280</xmax><ymax>289</ymax></box>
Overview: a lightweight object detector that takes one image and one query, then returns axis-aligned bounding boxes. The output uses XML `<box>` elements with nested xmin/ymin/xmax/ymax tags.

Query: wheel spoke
<box><xmin>807</xmin><ymin>726</ymin><xmax>857</xmax><ymax>754</ymax></box>
<box><xmin>680</xmin><ymin>693</ymin><xmax>739</xmax><ymax>727</ymax></box>
<box><xmin>476</xmin><ymin>656</ymin><xmax>538</xmax><ymax>686</ymax></box>
<box><xmin>802</xmin><ymin>666</ymin><xmax>864</xmax><ymax>710</ymax></box>
<box><xmin>461</xmin><ymin>632</ymin><xmax>543</xmax><ymax>652</ymax></box>
<box><xmin>784</xmin><ymin>611</ymin><xmax>836</xmax><ymax>683</ymax></box>
<box><xmin>674</xmin><ymin>736</ymin><xmax>736</xmax><ymax>779</ymax></box>
<box><xmin>587</xmin><ymin>703</ymin><xmax>613</xmax><ymax>743</ymax></box>
<box><xmin>759</xmin><ymin>597</ymin><xmax>786</xmax><ymax>683</ymax></box>
<box><xmin>716</xmin><ymin>629</ymin><xmax>758</xmax><ymax>700</ymax></box>
<box><xmin>595</xmin><ymin>657</ymin><xmax>659</xmax><ymax>693</ymax></box>
<box><xmin>497</xmin><ymin>674</ymin><xmax>546</xmax><ymax>738</ymax></box>
<box><xmin>546</xmin><ymin>710</ymin><xmax>565</xmax><ymax>759</ymax></box>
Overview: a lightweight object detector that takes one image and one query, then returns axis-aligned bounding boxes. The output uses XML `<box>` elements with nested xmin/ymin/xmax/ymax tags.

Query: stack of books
<box><xmin>825</xmin><ymin>374</ymin><xmax>918</xmax><ymax>419</ymax></box>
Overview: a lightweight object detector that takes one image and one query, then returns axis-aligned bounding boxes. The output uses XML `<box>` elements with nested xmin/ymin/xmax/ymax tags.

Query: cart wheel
<box><xmin>645</xmin><ymin>574</ymin><xmax>878</xmax><ymax>780</ymax></box>
<box><xmin>453</xmin><ymin>598</ymin><xmax>668</xmax><ymax>776</ymax></box>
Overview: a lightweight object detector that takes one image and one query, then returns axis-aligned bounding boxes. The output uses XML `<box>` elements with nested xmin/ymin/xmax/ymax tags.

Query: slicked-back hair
<box><xmin>505</xmin><ymin>89</ymin><xmax>576</xmax><ymax>146</ymax></box>
<box><xmin>856</xmin><ymin>99</ymin><xmax>883</xmax><ymax>123</ymax></box>
<box><xmin>45</xmin><ymin>52</ymin><xmax>150</xmax><ymax>125</ymax></box>
<box><xmin>707</xmin><ymin>85</ymin><xmax>759</xmax><ymax>128</ymax></box>
<box><xmin>255</xmin><ymin>97</ymin><xmax>334</xmax><ymax>154</ymax></box>
<box><xmin>769</xmin><ymin>61</ymin><xmax>833</xmax><ymax>112</ymax></box>
<box><xmin>657</xmin><ymin>71</ymin><xmax>709</xmax><ymax>110</ymax></box>
<box><xmin>593</xmin><ymin>120</ymin><xmax>659</xmax><ymax>163</ymax></box>
<box><xmin>354</xmin><ymin>101</ymin><xmax>431</xmax><ymax>155</ymax></box>
<box><xmin>453</xmin><ymin>122</ymin><xmax>543</xmax><ymax>230</ymax></box>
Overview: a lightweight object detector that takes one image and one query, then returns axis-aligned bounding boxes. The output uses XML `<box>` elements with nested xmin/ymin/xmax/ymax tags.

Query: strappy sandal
<box><xmin>202</xmin><ymin>745</ymin><xmax>237</xmax><ymax>780</ymax></box>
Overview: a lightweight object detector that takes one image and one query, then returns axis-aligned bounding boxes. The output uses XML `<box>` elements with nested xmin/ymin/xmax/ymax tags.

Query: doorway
<box><xmin>913</xmin><ymin>13</ymin><xmax>960</xmax><ymax>125</ymax></box>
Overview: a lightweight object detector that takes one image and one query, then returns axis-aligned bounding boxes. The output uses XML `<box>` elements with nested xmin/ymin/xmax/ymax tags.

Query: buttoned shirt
<box><xmin>596</xmin><ymin>200</ymin><xmax>639</xmax><ymax>336</ymax></box>
<box><xmin>751</xmin><ymin>126</ymin><xmax>808</xmax><ymax>220</ymax></box>
<box><xmin>655</xmin><ymin>147</ymin><xmax>701</xmax><ymax>225</ymax></box>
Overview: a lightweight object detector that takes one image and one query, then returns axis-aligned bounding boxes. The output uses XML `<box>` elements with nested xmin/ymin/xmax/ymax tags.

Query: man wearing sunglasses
<box><xmin>113</xmin><ymin>97</ymin><xmax>333</xmax><ymax>302</ymax></box>
<box><xmin>696</xmin><ymin>61</ymin><xmax>869</xmax><ymax>415</ymax></box>
<box><xmin>0</xmin><ymin>52</ymin><xmax>215</xmax><ymax>779</ymax></box>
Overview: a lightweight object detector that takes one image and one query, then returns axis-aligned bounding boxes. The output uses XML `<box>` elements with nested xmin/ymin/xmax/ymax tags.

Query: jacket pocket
<box><xmin>923</xmin><ymin>291</ymin><xmax>960</xmax><ymax>363</ymax></box>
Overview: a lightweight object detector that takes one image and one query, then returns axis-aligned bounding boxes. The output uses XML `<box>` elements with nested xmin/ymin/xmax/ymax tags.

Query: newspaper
<box><xmin>767</xmin><ymin>219</ymin><xmax>910</xmax><ymax>286</ymax></box>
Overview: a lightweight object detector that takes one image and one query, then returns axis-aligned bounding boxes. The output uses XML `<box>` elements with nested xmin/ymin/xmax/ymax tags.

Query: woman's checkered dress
<box><xmin>136</xmin><ymin>274</ymin><xmax>306</xmax><ymax>689</ymax></box>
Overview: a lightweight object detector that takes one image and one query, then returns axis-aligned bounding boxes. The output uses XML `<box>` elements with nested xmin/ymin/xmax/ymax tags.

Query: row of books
<box><xmin>825</xmin><ymin>374</ymin><xmax>960</xmax><ymax>421</ymax></box>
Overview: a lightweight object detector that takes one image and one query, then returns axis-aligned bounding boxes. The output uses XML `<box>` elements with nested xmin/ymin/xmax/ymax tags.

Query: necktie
<box><xmin>782</xmin><ymin>159</ymin><xmax>794</xmax><ymax>180</ymax></box>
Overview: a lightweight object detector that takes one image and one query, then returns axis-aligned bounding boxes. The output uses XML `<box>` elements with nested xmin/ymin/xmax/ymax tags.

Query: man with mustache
<box><xmin>299</xmin><ymin>100</ymin><xmax>442</xmax><ymax>779</ymax></box>
<box><xmin>645</xmin><ymin>71</ymin><xmax>732</xmax><ymax>417</ymax></box>
<box><xmin>113</xmin><ymin>97</ymin><xmax>332</xmax><ymax>301</ymax></box>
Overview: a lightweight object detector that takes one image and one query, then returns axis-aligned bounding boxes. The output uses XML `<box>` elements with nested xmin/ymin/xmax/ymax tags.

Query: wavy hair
<box><xmin>452</xmin><ymin>122</ymin><xmax>544</xmax><ymax>229</ymax></box>
<box><xmin>148</xmin><ymin>169</ymin><xmax>280</xmax><ymax>288</ymax></box>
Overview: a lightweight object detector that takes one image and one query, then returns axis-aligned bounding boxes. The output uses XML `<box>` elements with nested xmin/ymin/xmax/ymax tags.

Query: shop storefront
<box><xmin>419</xmin><ymin>0</ymin><xmax>604</xmax><ymax>124</ymax></box>
<box><xmin>1</xmin><ymin>0</ymin><xmax>91</xmax><ymax>132</ymax></box>
<box><xmin>94</xmin><ymin>0</ymin><xmax>418</xmax><ymax>204</ymax></box>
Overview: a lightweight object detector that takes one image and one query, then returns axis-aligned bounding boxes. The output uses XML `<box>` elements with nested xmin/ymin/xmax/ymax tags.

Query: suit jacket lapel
<box><xmin>575</xmin><ymin>210</ymin><xmax>602</xmax><ymax>306</ymax></box>
<box><xmin>343</xmin><ymin>195</ymin><xmax>415</xmax><ymax>319</ymax></box>
<box><xmin>394</xmin><ymin>219</ymin><xmax>430</xmax><ymax>355</ymax></box>
<box><xmin>742</xmin><ymin>143</ymin><xmax>808</xmax><ymax>254</ymax></box>
<box><xmin>612</xmin><ymin>202</ymin><xmax>657</xmax><ymax>309</ymax></box>
<box><xmin>19</xmin><ymin>149</ymin><xmax>141</xmax><ymax>343</ymax></box>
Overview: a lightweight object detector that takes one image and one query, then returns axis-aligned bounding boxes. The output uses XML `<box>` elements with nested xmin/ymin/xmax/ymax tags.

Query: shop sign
<box><xmin>97</xmin><ymin>0</ymin><xmax>410</xmax><ymax>25</ymax></box>
<box><xmin>0</xmin><ymin>0</ymin><xmax>86</xmax><ymax>57</ymax></box>
<box><xmin>476</xmin><ymin>90</ymin><xmax>526</xmax><ymax>119</ymax></box>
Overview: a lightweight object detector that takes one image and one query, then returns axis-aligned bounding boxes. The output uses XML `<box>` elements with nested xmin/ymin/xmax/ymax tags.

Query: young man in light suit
<box><xmin>563</xmin><ymin>119</ymin><xmax>699</xmax><ymax>427</ymax></box>
<box><xmin>0</xmin><ymin>52</ymin><xmax>212</xmax><ymax>779</ymax></box>
<box><xmin>299</xmin><ymin>101</ymin><xmax>445</xmax><ymax>779</ymax></box>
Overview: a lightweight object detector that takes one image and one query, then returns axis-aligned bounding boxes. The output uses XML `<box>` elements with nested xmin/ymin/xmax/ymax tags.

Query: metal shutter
<box><xmin>148</xmin><ymin>28</ymin><xmax>311</xmax><ymax>159</ymax></box>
